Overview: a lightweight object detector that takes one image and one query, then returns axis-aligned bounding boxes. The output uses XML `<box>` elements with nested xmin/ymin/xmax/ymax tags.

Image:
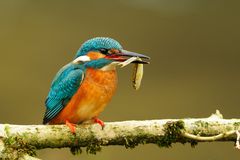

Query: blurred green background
<box><xmin>0</xmin><ymin>0</ymin><xmax>240</xmax><ymax>159</ymax></box>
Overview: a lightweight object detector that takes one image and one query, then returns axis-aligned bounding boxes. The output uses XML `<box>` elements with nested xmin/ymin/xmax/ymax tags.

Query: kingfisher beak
<box><xmin>120</xmin><ymin>50</ymin><xmax>150</xmax><ymax>59</ymax></box>
<box><xmin>112</xmin><ymin>50</ymin><xmax>150</xmax><ymax>64</ymax></box>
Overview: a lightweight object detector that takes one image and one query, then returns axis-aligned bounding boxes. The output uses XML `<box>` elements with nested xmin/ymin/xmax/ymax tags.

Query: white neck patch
<box><xmin>73</xmin><ymin>56</ymin><xmax>91</xmax><ymax>64</ymax></box>
<box><xmin>100</xmin><ymin>62</ymin><xmax>119</xmax><ymax>71</ymax></box>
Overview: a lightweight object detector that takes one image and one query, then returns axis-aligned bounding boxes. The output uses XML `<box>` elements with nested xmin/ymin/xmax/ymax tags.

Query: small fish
<box><xmin>132</xmin><ymin>58</ymin><xmax>143</xmax><ymax>90</ymax></box>
<box><xmin>118</xmin><ymin>57</ymin><xmax>138</xmax><ymax>68</ymax></box>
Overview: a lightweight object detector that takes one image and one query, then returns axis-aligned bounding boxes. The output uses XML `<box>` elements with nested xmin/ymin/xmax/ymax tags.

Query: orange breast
<box><xmin>49</xmin><ymin>68</ymin><xmax>117</xmax><ymax>124</ymax></box>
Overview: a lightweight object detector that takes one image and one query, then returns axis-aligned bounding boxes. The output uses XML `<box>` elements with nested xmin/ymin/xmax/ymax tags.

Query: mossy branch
<box><xmin>0</xmin><ymin>110</ymin><xmax>240</xmax><ymax>159</ymax></box>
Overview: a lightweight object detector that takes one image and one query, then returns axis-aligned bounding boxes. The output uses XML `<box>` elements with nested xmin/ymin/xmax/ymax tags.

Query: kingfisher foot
<box><xmin>65</xmin><ymin>120</ymin><xmax>76</xmax><ymax>134</ymax></box>
<box><xmin>94</xmin><ymin>118</ymin><xmax>105</xmax><ymax>129</ymax></box>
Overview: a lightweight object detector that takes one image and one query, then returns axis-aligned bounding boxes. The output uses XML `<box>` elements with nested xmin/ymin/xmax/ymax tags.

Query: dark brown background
<box><xmin>0</xmin><ymin>0</ymin><xmax>239</xmax><ymax>159</ymax></box>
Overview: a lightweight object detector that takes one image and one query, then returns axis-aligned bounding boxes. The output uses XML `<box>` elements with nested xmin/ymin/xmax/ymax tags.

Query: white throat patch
<box><xmin>73</xmin><ymin>56</ymin><xmax>91</xmax><ymax>64</ymax></box>
<box><xmin>100</xmin><ymin>62</ymin><xmax>119</xmax><ymax>71</ymax></box>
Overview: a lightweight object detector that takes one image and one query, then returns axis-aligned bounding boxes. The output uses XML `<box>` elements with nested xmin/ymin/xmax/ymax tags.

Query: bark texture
<box><xmin>0</xmin><ymin>111</ymin><xmax>239</xmax><ymax>159</ymax></box>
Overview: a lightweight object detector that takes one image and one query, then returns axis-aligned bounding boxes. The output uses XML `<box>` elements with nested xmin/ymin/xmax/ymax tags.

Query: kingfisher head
<box><xmin>73</xmin><ymin>37</ymin><xmax>150</xmax><ymax>69</ymax></box>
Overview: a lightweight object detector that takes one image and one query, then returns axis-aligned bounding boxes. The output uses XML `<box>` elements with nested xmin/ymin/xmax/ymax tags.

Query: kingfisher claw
<box><xmin>94</xmin><ymin>118</ymin><xmax>105</xmax><ymax>129</ymax></box>
<box><xmin>65</xmin><ymin>120</ymin><xmax>76</xmax><ymax>134</ymax></box>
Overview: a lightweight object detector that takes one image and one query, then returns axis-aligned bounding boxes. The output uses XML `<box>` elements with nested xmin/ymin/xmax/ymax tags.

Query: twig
<box><xmin>235</xmin><ymin>130</ymin><xmax>240</xmax><ymax>149</ymax></box>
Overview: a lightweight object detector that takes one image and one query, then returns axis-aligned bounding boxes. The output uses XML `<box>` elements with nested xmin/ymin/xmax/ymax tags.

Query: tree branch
<box><xmin>0</xmin><ymin>110</ymin><xmax>240</xmax><ymax>159</ymax></box>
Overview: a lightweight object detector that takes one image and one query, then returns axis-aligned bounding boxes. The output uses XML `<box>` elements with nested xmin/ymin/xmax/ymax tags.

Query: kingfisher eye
<box><xmin>99</xmin><ymin>48</ymin><xmax>108</xmax><ymax>54</ymax></box>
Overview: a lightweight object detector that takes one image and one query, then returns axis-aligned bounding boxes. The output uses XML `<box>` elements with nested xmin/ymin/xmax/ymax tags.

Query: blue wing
<box><xmin>43</xmin><ymin>63</ymin><xmax>85</xmax><ymax>124</ymax></box>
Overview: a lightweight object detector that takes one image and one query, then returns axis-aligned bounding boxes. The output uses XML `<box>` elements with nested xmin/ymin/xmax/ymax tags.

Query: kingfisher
<box><xmin>43</xmin><ymin>37</ymin><xmax>150</xmax><ymax>133</ymax></box>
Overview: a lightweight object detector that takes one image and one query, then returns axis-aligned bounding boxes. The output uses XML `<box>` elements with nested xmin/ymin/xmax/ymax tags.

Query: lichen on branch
<box><xmin>0</xmin><ymin>110</ymin><xmax>240</xmax><ymax>159</ymax></box>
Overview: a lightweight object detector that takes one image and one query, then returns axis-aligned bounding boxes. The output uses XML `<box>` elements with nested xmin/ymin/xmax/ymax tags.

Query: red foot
<box><xmin>65</xmin><ymin>120</ymin><xmax>76</xmax><ymax>134</ymax></box>
<box><xmin>94</xmin><ymin>118</ymin><xmax>105</xmax><ymax>129</ymax></box>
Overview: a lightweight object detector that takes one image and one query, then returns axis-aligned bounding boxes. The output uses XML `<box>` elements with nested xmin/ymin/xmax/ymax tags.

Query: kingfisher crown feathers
<box><xmin>76</xmin><ymin>37</ymin><xmax>123</xmax><ymax>58</ymax></box>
